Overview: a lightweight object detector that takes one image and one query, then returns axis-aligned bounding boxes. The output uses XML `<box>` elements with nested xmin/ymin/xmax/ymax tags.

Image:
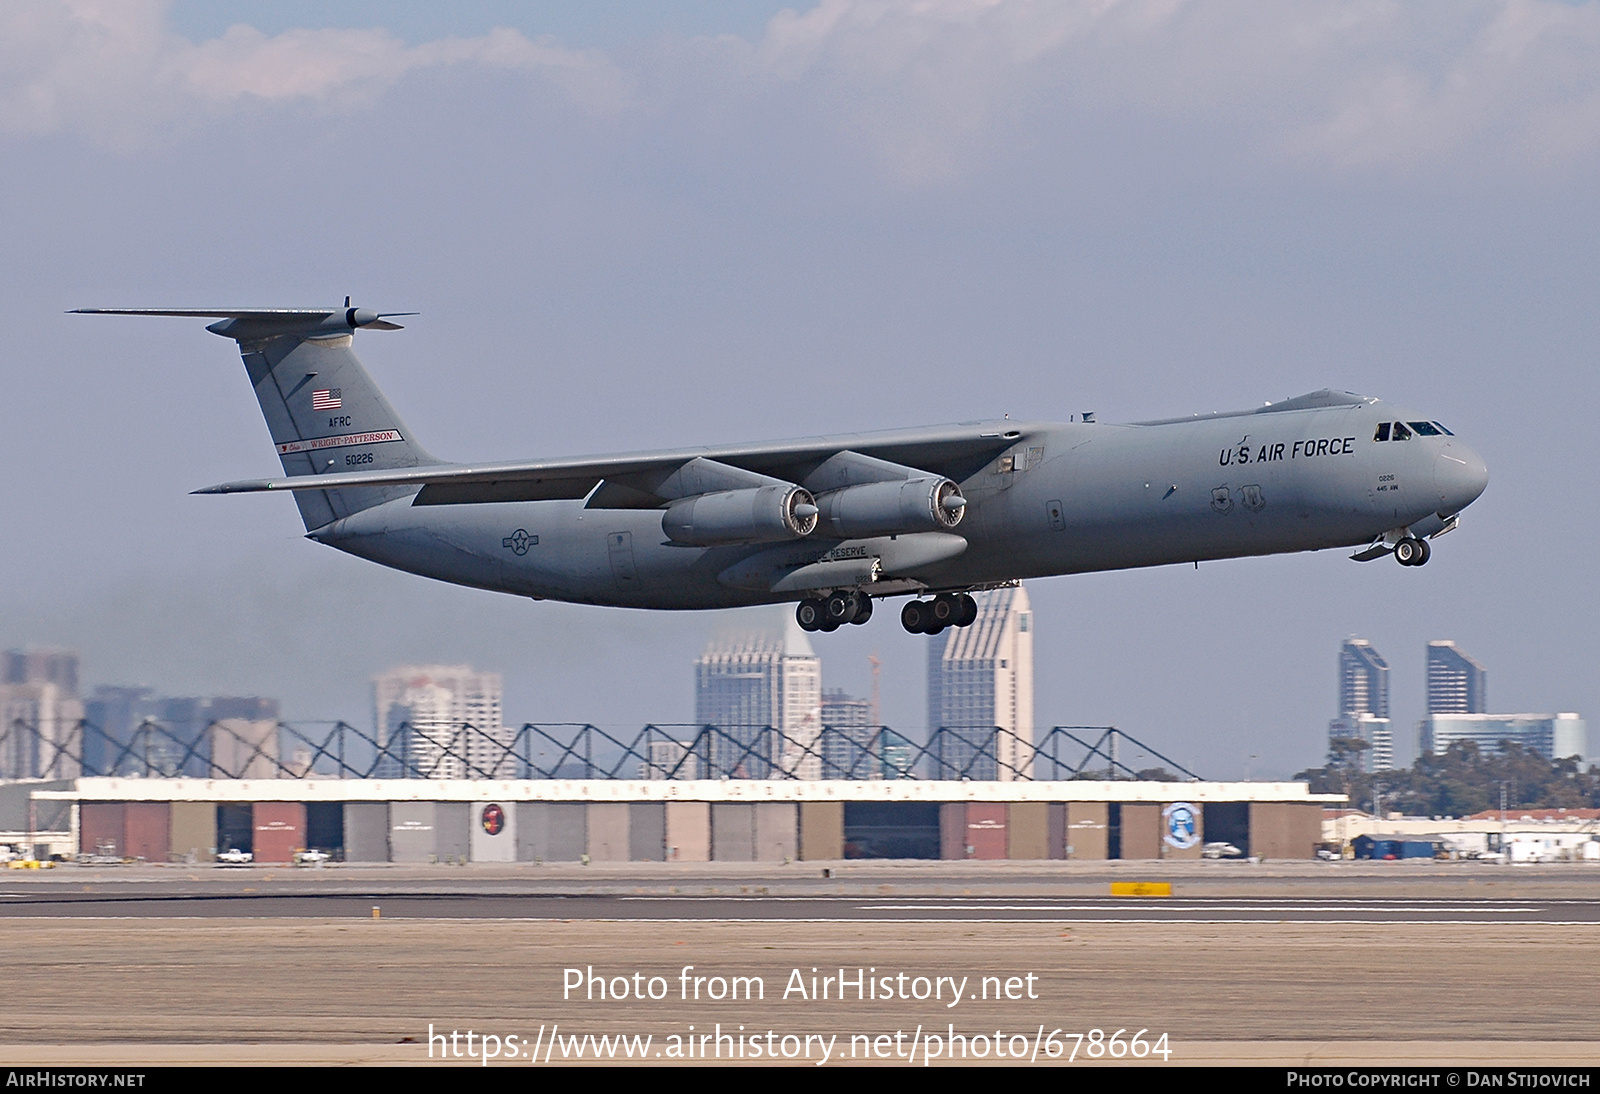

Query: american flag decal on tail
<box><xmin>311</xmin><ymin>388</ymin><xmax>342</xmax><ymax>410</ymax></box>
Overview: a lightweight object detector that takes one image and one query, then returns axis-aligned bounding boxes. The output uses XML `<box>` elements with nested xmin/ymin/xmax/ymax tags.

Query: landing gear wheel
<box><xmin>900</xmin><ymin>600</ymin><xmax>927</xmax><ymax>634</ymax></box>
<box><xmin>1413</xmin><ymin>538</ymin><xmax>1431</xmax><ymax>566</ymax></box>
<box><xmin>1394</xmin><ymin>538</ymin><xmax>1423</xmax><ymax>566</ymax></box>
<box><xmin>819</xmin><ymin>620</ymin><xmax>840</xmax><ymax>632</ymax></box>
<box><xmin>796</xmin><ymin>598</ymin><xmax>824</xmax><ymax>630</ymax></box>
<box><xmin>955</xmin><ymin>593</ymin><xmax>978</xmax><ymax>628</ymax></box>
<box><xmin>929</xmin><ymin>594</ymin><xmax>957</xmax><ymax>627</ymax></box>
<box><xmin>824</xmin><ymin>592</ymin><xmax>854</xmax><ymax>624</ymax></box>
<box><xmin>848</xmin><ymin>593</ymin><xmax>873</xmax><ymax>625</ymax></box>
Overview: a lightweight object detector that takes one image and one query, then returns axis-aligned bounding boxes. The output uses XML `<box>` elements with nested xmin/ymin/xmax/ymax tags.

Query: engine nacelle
<box><xmin>814</xmin><ymin>476</ymin><xmax>965</xmax><ymax>538</ymax></box>
<box><xmin>662</xmin><ymin>485</ymin><xmax>818</xmax><ymax>546</ymax></box>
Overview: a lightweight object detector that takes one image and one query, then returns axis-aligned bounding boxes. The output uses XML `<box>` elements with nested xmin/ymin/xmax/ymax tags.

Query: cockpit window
<box><xmin>1407</xmin><ymin>421</ymin><xmax>1442</xmax><ymax>436</ymax></box>
<box><xmin>1374</xmin><ymin>422</ymin><xmax>1391</xmax><ymax>442</ymax></box>
<box><xmin>1432</xmin><ymin>422</ymin><xmax>1454</xmax><ymax>435</ymax></box>
<box><xmin>1391</xmin><ymin>422</ymin><xmax>1412</xmax><ymax>441</ymax></box>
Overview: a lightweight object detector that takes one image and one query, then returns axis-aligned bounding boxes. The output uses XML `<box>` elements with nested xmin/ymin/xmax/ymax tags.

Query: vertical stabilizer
<box><xmin>76</xmin><ymin>307</ymin><xmax>440</xmax><ymax>531</ymax></box>
<box><xmin>236</xmin><ymin>327</ymin><xmax>438</xmax><ymax>530</ymax></box>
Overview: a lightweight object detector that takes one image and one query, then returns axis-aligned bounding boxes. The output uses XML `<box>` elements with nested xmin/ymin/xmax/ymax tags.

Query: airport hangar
<box><xmin>17</xmin><ymin>778</ymin><xmax>1338</xmax><ymax>864</ymax></box>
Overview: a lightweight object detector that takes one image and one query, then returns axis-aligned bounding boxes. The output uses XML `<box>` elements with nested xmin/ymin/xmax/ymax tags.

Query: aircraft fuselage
<box><xmin>314</xmin><ymin>397</ymin><xmax>1486</xmax><ymax>610</ymax></box>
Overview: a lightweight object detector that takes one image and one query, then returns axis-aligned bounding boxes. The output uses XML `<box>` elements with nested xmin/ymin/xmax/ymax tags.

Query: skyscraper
<box><xmin>695</xmin><ymin>618</ymin><xmax>822</xmax><ymax>778</ymax></box>
<box><xmin>926</xmin><ymin>585</ymin><xmax>1034</xmax><ymax>781</ymax></box>
<box><xmin>1331</xmin><ymin>638</ymin><xmax>1393</xmax><ymax>772</ymax></box>
<box><xmin>1339</xmin><ymin>639</ymin><xmax>1390</xmax><ymax>719</ymax></box>
<box><xmin>373</xmin><ymin>665</ymin><xmax>509</xmax><ymax>778</ymax></box>
<box><xmin>1426</xmin><ymin>641</ymin><xmax>1487</xmax><ymax>714</ymax></box>
<box><xmin>821</xmin><ymin>688</ymin><xmax>873</xmax><ymax>778</ymax></box>
<box><xmin>3</xmin><ymin>649</ymin><xmax>79</xmax><ymax>696</ymax></box>
<box><xmin>0</xmin><ymin>649</ymin><xmax>84</xmax><ymax>780</ymax></box>
<box><xmin>0</xmin><ymin>683</ymin><xmax>83</xmax><ymax>780</ymax></box>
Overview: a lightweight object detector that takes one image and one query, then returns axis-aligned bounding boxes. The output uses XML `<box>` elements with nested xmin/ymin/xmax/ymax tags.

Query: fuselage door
<box><xmin>608</xmin><ymin>531</ymin><xmax>639</xmax><ymax>588</ymax></box>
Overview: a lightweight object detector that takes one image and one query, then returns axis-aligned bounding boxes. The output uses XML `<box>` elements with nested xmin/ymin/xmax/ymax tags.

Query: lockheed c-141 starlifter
<box><xmin>77</xmin><ymin>306</ymin><xmax>1489</xmax><ymax>634</ymax></box>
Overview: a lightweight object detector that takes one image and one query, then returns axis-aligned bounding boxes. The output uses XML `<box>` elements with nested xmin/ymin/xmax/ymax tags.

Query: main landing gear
<box><xmin>900</xmin><ymin>592</ymin><xmax>978</xmax><ymax>635</ymax></box>
<box><xmin>1393</xmin><ymin>537</ymin><xmax>1431</xmax><ymax>566</ymax></box>
<box><xmin>795</xmin><ymin>590</ymin><xmax>874</xmax><ymax>632</ymax></box>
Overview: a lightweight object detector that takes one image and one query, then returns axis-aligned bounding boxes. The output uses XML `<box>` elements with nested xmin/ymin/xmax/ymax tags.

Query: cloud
<box><xmin>3</xmin><ymin>0</ymin><xmax>1598</xmax><ymax>177</ymax></box>
<box><xmin>729</xmin><ymin>0</ymin><xmax>1600</xmax><ymax>181</ymax></box>
<box><xmin>0</xmin><ymin>0</ymin><xmax>628</xmax><ymax>145</ymax></box>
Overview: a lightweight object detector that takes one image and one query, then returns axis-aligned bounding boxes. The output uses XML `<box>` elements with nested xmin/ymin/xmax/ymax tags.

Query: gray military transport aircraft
<box><xmin>77</xmin><ymin>305</ymin><xmax>1488</xmax><ymax>634</ymax></box>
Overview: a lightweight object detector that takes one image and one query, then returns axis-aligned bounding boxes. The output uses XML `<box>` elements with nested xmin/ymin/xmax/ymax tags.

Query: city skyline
<box><xmin>6</xmin><ymin>615</ymin><xmax>1590</xmax><ymax>779</ymax></box>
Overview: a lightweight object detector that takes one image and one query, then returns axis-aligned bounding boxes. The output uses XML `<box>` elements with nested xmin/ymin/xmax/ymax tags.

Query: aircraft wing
<box><xmin>195</xmin><ymin>421</ymin><xmax>1038</xmax><ymax>507</ymax></box>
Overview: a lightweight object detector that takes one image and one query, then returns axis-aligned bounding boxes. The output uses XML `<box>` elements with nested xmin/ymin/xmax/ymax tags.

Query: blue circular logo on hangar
<box><xmin>1162</xmin><ymin>802</ymin><xmax>1200</xmax><ymax>850</ymax></box>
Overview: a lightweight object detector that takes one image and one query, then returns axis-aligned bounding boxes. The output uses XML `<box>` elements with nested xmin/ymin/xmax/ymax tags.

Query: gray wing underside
<box><xmin>195</xmin><ymin>422</ymin><xmax>1033</xmax><ymax>508</ymax></box>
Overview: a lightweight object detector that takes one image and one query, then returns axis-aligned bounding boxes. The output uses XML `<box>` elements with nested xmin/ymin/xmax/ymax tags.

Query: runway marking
<box><xmin>617</xmin><ymin>895</ymin><xmax>1561</xmax><ymax>904</ymax></box>
<box><xmin>857</xmin><ymin>903</ymin><xmax>1543</xmax><ymax>913</ymax></box>
<box><xmin>1</xmin><ymin>915</ymin><xmax>1595</xmax><ymax>927</ymax></box>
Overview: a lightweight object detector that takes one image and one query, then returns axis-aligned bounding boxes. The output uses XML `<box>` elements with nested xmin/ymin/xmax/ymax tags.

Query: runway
<box><xmin>1</xmin><ymin>865</ymin><xmax>1597</xmax><ymax>1065</ymax></box>
<box><xmin>1</xmin><ymin>860</ymin><xmax>1597</xmax><ymax>923</ymax></box>
<box><xmin>1</xmin><ymin>890</ymin><xmax>1596</xmax><ymax>923</ymax></box>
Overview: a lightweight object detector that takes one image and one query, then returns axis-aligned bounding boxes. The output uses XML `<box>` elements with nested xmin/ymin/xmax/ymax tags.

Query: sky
<box><xmin>2</xmin><ymin>0</ymin><xmax>1597</xmax><ymax>779</ymax></box>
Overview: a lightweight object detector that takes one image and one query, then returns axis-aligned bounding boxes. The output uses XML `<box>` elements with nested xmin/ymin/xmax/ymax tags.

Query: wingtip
<box><xmin>193</xmin><ymin>479</ymin><xmax>275</xmax><ymax>495</ymax></box>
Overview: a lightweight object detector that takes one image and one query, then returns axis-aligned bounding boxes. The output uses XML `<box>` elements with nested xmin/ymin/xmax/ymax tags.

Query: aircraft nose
<box><xmin>1434</xmin><ymin>441</ymin><xmax>1488</xmax><ymax>514</ymax></box>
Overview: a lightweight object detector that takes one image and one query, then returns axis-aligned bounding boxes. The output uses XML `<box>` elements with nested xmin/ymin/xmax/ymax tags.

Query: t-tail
<box><xmin>73</xmin><ymin>305</ymin><xmax>440</xmax><ymax>531</ymax></box>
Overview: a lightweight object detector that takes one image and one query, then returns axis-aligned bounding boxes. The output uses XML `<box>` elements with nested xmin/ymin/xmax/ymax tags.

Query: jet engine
<box><xmin>662</xmin><ymin>485</ymin><xmax>819</xmax><ymax>546</ymax></box>
<box><xmin>813</xmin><ymin>476</ymin><xmax>966</xmax><ymax>538</ymax></box>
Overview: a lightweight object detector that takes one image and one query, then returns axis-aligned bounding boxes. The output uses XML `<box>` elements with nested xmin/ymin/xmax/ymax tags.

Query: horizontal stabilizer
<box><xmin>71</xmin><ymin>307</ymin><xmax>416</xmax><ymax>341</ymax></box>
<box><xmin>78</xmin><ymin>306</ymin><xmax>434</xmax><ymax>531</ymax></box>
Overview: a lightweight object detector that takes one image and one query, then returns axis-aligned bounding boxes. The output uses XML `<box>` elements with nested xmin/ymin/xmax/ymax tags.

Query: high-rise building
<box><xmin>821</xmin><ymin>688</ymin><xmax>874</xmax><ymax>778</ymax></box>
<box><xmin>81</xmin><ymin>689</ymin><xmax>279</xmax><ymax>777</ymax></box>
<box><xmin>1426</xmin><ymin>641</ymin><xmax>1487</xmax><ymax>714</ymax></box>
<box><xmin>1332</xmin><ymin>638</ymin><xmax>1392</xmax><ymax>773</ymax></box>
<box><xmin>926</xmin><ymin>585</ymin><xmax>1034</xmax><ymax>781</ymax></box>
<box><xmin>211</xmin><ymin>717</ymin><xmax>282</xmax><ymax>779</ymax></box>
<box><xmin>640</xmin><ymin>738</ymin><xmax>700</xmax><ymax>780</ymax></box>
<box><xmin>0</xmin><ymin>683</ymin><xmax>84</xmax><ymax>780</ymax></box>
<box><xmin>3</xmin><ymin>649</ymin><xmax>79</xmax><ymax>696</ymax></box>
<box><xmin>83</xmin><ymin>686</ymin><xmax>159</xmax><ymax>775</ymax></box>
<box><xmin>373</xmin><ymin>665</ymin><xmax>509</xmax><ymax>778</ymax></box>
<box><xmin>1419</xmin><ymin>713</ymin><xmax>1586</xmax><ymax>764</ymax></box>
<box><xmin>695</xmin><ymin>618</ymin><xmax>822</xmax><ymax>778</ymax></box>
<box><xmin>1339</xmin><ymin>639</ymin><xmax>1389</xmax><ymax>719</ymax></box>
<box><xmin>0</xmin><ymin>649</ymin><xmax>84</xmax><ymax>778</ymax></box>
<box><xmin>1327</xmin><ymin>714</ymin><xmax>1395</xmax><ymax>772</ymax></box>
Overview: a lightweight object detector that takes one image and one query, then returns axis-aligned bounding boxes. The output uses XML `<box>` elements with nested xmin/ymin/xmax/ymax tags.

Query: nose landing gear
<box><xmin>1393</xmin><ymin>537</ymin><xmax>1431</xmax><ymax>566</ymax></box>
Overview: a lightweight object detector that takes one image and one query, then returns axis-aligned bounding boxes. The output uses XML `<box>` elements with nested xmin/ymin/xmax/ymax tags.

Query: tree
<box><xmin>1299</xmin><ymin>739</ymin><xmax>1600</xmax><ymax>816</ymax></box>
